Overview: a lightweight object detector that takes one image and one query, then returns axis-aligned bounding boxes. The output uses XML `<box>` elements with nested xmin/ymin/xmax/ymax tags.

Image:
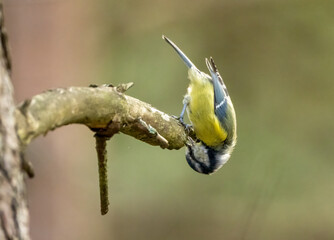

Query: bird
<box><xmin>163</xmin><ymin>35</ymin><xmax>237</xmax><ymax>174</ymax></box>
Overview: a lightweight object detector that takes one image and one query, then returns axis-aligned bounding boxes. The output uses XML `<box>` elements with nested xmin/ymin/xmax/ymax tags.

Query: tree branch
<box><xmin>15</xmin><ymin>84</ymin><xmax>187</xmax><ymax>150</ymax></box>
<box><xmin>14</xmin><ymin>84</ymin><xmax>189</xmax><ymax>216</ymax></box>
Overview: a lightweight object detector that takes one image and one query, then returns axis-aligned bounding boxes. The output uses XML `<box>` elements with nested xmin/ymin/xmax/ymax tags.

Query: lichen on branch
<box><xmin>15</xmin><ymin>84</ymin><xmax>187</xmax><ymax>150</ymax></box>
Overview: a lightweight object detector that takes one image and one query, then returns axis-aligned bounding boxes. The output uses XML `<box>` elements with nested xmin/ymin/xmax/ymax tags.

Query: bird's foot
<box><xmin>172</xmin><ymin>115</ymin><xmax>193</xmax><ymax>134</ymax></box>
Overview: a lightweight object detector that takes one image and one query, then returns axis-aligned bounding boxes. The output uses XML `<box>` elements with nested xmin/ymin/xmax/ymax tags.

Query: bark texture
<box><xmin>15</xmin><ymin>85</ymin><xmax>187</xmax><ymax>150</ymax></box>
<box><xmin>0</xmin><ymin>3</ymin><xmax>30</xmax><ymax>240</ymax></box>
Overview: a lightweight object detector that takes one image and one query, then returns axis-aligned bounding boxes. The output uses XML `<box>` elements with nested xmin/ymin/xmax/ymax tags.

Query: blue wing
<box><xmin>206</xmin><ymin>57</ymin><xmax>229</xmax><ymax>128</ymax></box>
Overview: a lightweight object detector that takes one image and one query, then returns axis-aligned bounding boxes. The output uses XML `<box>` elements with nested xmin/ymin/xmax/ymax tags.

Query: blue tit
<box><xmin>163</xmin><ymin>36</ymin><xmax>237</xmax><ymax>174</ymax></box>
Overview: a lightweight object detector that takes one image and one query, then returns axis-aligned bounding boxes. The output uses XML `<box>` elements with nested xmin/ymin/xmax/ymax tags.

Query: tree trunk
<box><xmin>0</xmin><ymin>3</ymin><xmax>30</xmax><ymax>240</ymax></box>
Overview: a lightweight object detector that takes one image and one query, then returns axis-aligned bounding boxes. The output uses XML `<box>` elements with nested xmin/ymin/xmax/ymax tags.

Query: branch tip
<box><xmin>116</xmin><ymin>82</ymin><xmax>134</xmax><ymax>93</ymax></box>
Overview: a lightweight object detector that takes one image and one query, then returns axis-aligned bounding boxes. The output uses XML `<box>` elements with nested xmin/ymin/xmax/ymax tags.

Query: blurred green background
<box><xmin>4</xmin><ymin>0</ymin><xmax>334</xmax><ymax>239</ymax></box>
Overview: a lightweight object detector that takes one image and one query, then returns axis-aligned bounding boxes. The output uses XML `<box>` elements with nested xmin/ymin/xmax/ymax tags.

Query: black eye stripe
<box><xmin>187</xmin><ymin>146</ymin><xmax>196</xmax><ymax>162</ymax></box>
<box><xmin>186</xmin><ymin>145</ymin><xmax>220</xmax><ymax>174</ymax></box>
<box><xmin>186</xmin><ymin>146</ymin><xmax>208</xmax><ymax>174</ymax></box>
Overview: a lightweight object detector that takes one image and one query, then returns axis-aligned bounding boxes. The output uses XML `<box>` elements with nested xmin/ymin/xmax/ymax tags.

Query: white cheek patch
<box><xmin>208</xmin><ymin>153</ymin><xmax>231</xmax><ymax>173</ymax></box>
<box><xmin>218</xmin><ymin>153</ymin><xmax>231</xmax><ymax>166</ymax></box>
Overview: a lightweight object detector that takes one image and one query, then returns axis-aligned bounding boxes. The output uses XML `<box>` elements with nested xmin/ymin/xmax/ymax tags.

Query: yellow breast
<box><xmin>187</xmin><ymin>69</ymin><xmax>227</xmax><ymax>147</ymax></box>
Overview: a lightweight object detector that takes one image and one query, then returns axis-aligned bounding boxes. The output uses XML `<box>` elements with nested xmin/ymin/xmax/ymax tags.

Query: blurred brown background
<box><xmin>3</xmin><ymin>0</ymin><xmax>334</xmax><ymax>239</ymax></box>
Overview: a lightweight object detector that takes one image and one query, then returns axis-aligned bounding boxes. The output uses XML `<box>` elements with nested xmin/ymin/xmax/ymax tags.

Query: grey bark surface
<box><xmin>0</xmin><ymin>3</ymin><xmax>30</xmax><ymax>240</ymax></box>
